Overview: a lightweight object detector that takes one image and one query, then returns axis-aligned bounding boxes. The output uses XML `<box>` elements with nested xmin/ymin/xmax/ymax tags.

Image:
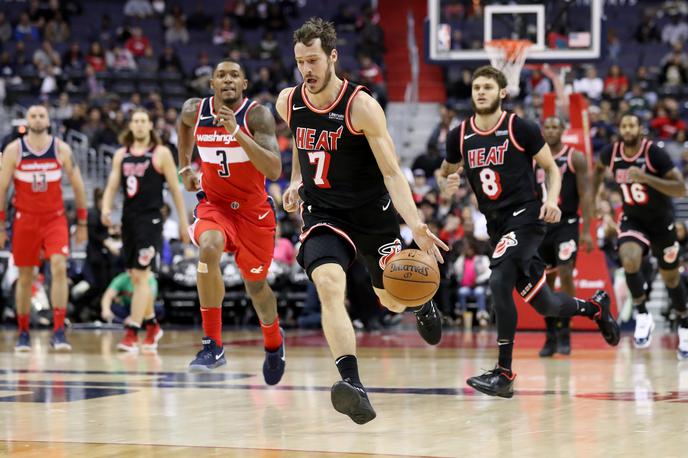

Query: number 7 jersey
<box><xmin>598</xmin><ymin>139</ymin><xmax>675</xmax><ymax>221</ymax></box>
<box><xmin>193</xmin><ymin>97</ymin><xmax>267</xmax><ymax>206</ymax></box>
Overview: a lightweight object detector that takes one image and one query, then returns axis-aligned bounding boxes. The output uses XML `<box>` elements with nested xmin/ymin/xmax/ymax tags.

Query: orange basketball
<box><xmin>382</xmin><ymin>249</ymin><xmax>440</xmax><ymax>307</ymax></box>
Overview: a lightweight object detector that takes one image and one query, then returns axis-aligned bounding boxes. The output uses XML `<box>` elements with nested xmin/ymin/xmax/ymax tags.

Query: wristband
<box><xmin>76</xmin><ymin>208</ymin><xmax>87</xmax><ymax>222</ymax></box>
<box><xmin>178</xmin><ymin>165</ymin><xmax>193</xmax><ymax>175</ymax></box>
<box><xmin>0</xmin><ymin>210</ymin><xmax>5</xmax><ymax>221</ymax></box>
<box><xmin>231</xmin><ymin>124</ymin><xmax>240</xmax><ymax>137</ymax></box>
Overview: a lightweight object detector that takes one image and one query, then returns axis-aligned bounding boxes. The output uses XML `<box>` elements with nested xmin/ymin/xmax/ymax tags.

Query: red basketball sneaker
<box><xmin>117</xmin><ymin>327</ymin><xmax>139</xmax><ymax>352</ymax></box>
<box><xmin>142</xmin><ymin>323</ymin><xmax>164</xmax><ymax>351</ymax></box>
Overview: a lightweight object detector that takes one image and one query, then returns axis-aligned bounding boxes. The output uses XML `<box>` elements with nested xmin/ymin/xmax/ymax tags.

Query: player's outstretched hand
<box><xmin>412</xmin><ymin>223</ymin><xmax>449</xmax><ymax>264</ymax></box>
<box><xmin>444</xmin><ymin>172</ymin><xmax>461</xmax><ymax>195</ymax></box>
<box><xmin>539</xmin><ymin>202</ymin><xmax>561</xmax><ymax>223</ymax></box>
<box><xmin>580</xmin><ymin>231</ymin><xmax>594</xmax><ymax>253</ymax></box>
<box><xmin>282</xmin><ymin>182</ymin><xmax>301</xmax><ymax>213</ymax></box>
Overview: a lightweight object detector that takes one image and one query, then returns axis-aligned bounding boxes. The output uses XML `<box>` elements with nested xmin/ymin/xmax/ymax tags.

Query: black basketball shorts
<box><xmin>538</xmin><ymin>216</ymin><xmax>580</xmax><ymax>269</ymax></box>
<box><xmin>297</xmin><ymin>193</ymin><xmax>402</xmax><ymax>289</ymax></box>
<box><xmin>618</xmin><ymin>214</ymin><xmax>679</xmax><ymax>270</ymax></box>
<box><xmin>122</xmin><ymin>213</ymin><xmax>162</xmax><ymax>270</ymax></box>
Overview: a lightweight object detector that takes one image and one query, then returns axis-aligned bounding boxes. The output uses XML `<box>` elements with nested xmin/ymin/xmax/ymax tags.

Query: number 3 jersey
<box><xmin>445</xmin><ymin>111</ymin><xmax>543</xmax><ymax>222</ymax></box>
<box><xmin>193</xmin><ymin>97</ymin><xmax>267</xmax><ymax>206</ymax></box>
<box><xmin>13</xmin><ymin>136</ymin><xmax>64</xmax><ymax>213</ymax></box>
<box><xmin>598</xmin><ymin>139</ymin><xmax>675</xmax><ymax>221</ymax></box>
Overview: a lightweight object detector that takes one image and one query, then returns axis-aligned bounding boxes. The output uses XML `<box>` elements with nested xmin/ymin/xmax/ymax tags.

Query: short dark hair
<box><xmin>213</xmin><ymin>58</ymin><xmax>245</xmax><ymax>76</ymax></box>
<box><xmin>620</xmin><ymin>112</ymin><xmax>641</xmax><ymax>125</ymax></box>
<box><xmin>471</xmin><ymin>66</ymin><xmax>508</xmax><ymax>89</ymax></box>
<box><xmin>293</xmin><ymin>17</ymin><xmax>337</xmax><ymax>55</ymax></box>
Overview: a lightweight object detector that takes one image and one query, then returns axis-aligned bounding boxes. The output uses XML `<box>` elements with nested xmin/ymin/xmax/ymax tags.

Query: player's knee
<box><xmin>660</xmin><ymin>268</ymin><xmax>680</xmax><ymax>288</ymax></box>
<box><xmin>619</xmin><ymin>244</ymin><xmax>642</xmax><ymax>272</ymax></box>
<box><xmin>17</xmin><ymin>268</ymin><xmax>33</xmax><ymax>286</ymax></box>
<box><xmin>245</xmin><ymin>279</ymin><xmax>269</xmax><ymax>298</ymax></box>
<box><xmin>621</xmin><ymin>255</ymin><xmax>641</xmax><ymax>273</ymax></box>
<box><xmin>50</xmin><ymin>256</ymin><xmax>67</xmax><ymax>277</ymax></box>
<box><xmin>198</xmin><ymin>233</ymin><xmax>224</xmax><ymax>264</ymax></box>
<box><xmin>312</xmin><ymin>265</ymin><xmax>346</xmax><ymax>307</ymax></box>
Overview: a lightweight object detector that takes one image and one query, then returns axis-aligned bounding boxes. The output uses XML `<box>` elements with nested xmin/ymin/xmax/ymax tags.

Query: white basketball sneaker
<box><xmin>634</xmin><ymin>312</ymin><xmax>655</xmax><ymax>349</ymax></box>
<box><xmin>677</xmin><ymin>326</ymin><xmax>688</xmax><ymax>360</ymax></box>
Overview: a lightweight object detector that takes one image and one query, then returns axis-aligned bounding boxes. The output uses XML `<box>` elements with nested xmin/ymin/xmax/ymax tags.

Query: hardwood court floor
<box><xmin>1</xmin><ymin>327</ymin><xmax>688</xmax><ymax>457</ymax></box>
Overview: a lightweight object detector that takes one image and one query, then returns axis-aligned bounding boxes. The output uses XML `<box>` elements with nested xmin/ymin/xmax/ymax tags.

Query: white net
<box><xmin>484</xmin><ymin>39</ymin><xmax>532</xmax><ymax>97</ymax></box>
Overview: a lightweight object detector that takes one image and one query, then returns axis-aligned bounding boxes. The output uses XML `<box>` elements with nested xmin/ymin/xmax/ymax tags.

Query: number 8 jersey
<box><xmin>445</xmin><ymin>111</ymin><xmax>543</xmax><ymax>222</ymax></box>
<box><xmin>193</xmin><ymin>97</ymin><xmax>267</xmax><ymax>206</ymax></box>
<box><xmin>598</xmin><ymin>139</ymin><xmax>675</xmax><ymax>221</ymax></box>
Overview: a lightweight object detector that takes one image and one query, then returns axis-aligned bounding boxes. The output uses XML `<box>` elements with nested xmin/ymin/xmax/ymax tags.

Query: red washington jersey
<box><xmin>13</xmin><ymin>136</ymin><xmax>64</xmax><ymax>213</ymax></box>
<box><xmin>193</xmin><ymin>97</ymin><xmax>267</xmax><ymax>206</ymax></box>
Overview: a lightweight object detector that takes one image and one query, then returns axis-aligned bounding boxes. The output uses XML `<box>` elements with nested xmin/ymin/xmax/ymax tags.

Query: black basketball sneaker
<box><xmin>466</xmin><ymin>365</ymin><xmax>516</xmax><ymax>398</ymax></box>
<box><xmin>331</xmin><ymin>379</ymin><xmax>377</xmax><ymax>425</ymax></box>
<box><xmin>588</xmin><ymin>290</ymin><xmax>620</xmax><ymax>346</ymax></box>
<box><xmin>413</xmin><ymin>300</ymin><xmax>442</xmax><ymax>345</ymax></box>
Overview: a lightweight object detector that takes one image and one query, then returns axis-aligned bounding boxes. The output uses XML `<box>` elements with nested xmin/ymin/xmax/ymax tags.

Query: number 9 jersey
<box><xmin>445</xmin><ymin>111</ymin><xmax>543</xmax><ymax>223</ymax></box>
<box><xmin>193</xmin><ymin>96</ymin><xmax>267</xmax><ymax>206</ymax></box>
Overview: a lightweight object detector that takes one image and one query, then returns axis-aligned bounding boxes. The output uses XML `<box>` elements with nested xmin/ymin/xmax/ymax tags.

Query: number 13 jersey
<box><xmin>445</xmin><ymin>111</ymin><xmax>543</xmax><ymax>222</ymax></box>
<box><xmin>193</xmin><ymin>97</ymin><xmax>267</xmax><ymax>206</ymax></box>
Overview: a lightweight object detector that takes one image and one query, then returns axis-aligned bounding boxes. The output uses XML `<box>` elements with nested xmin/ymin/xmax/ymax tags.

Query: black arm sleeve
<box><xmin>648</xmin><ymin>143</ymin><xmax>676</xmax><ymax>176</ymax></box>
<box><xmin>512</xmin><ymin>116</ymin><xmax>545</xmax><ymax>157</ymax></box>
<box><xmin>445</xmin><ymin>125</ymin><xmax>462</xmax><ymax>164</ymax></box>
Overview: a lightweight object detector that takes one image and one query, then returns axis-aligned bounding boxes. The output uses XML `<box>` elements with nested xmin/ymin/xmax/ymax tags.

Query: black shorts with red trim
<box><xmin>296</xmin><ymin>193</ymin><xmax>402</xmax><ymax>289</ymax></box>
<box><xmin>618</xmin><ymin>214</ymin><xmax>679</xmax><ymax>269</ymax></box>
<box><xmin>486</xmin><ymin>200</ymin><xmax>547</xmax><ymax>302</ymax></box>
<box><xmin>122</xmin><ymin>212</ymin><xmax>162</xmax><ymax>270</ymax></box>
<box><xmin>538</xmin><ymin>216</ymin><xmax>580</xmax><ymax>269</ymax></box>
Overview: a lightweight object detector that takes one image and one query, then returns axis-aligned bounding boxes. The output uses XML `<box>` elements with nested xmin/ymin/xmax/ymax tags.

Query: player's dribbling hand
<box><xmin>627</xmin><ymin>166</ymin><xmax>646</xmax><ymax>183</ymax></box>
<box><xmin>580</xmin><ymin>231</ymin><xmax>594</xmax><ymax>253</ymax></box>
<box><xmin>411</xmin><ymin>223</ymin><xmax>449</xmax><ymax>264</ymax></box>
<box><xmin>76</xmin><ymin>225</ymin><xmax>88</xmax><ymax>244</ymax></box>
<box><xmin>539</xmin><ymin>202</ymin><xmax>561</xmax><ymax>223</ymax></box>
<box><xmin>282</xmin><ymin>183</ymin><xmax>301</xmax><ymax>213</ymax></box>
<box><xmin>181</xmin><ymin>169</ymin><xmax>200</xmax><ymax>192</ymax></box>
<box><xmin>215</xmin><ymin>106</ymin><xmax>238</xmax><ymax>134</ymax></box>
<box><xmin>101</xmin><ymin>211</ymin><xmax>112</xmax><ymax>227</ymax></box>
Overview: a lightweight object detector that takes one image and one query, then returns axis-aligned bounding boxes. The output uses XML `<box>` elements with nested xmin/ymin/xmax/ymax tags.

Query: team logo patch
<box><xmin>493</xmin><ymin>232</ymin><xmax>518</xmax><ymax>259</ymax></box>
<box><xmin>558</xmin><ymin>239</ymin><xmax>577</xmax><ymax>261</ymax></box>
<box><xmin>138</xmin><ymin>246</ymin><xmax>156</xmax><ymax>267</ymax></box>
<box><xmin>663</xmin><ymin>242</ymin><xmax>679</xmax><ymax>264</ymax></box>
<box><xmin>250</xmin><ymin>265</ymin><xmax>264</xmax><ymax>274</ymax></box>
<box><xmin>378</xmin><ymin>239</ymin><xmax>402</xmax><ymax>269</ymax></box>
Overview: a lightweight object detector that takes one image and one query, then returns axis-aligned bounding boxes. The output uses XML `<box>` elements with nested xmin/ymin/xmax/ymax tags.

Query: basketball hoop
<box><xmin>484</xmin><ymin>39</ymin><xmax>533</xmax><ymax>97</ymax></box>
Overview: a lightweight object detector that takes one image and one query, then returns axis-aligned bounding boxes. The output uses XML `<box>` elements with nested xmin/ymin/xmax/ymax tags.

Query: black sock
<box><xmin>559</xmin><ymin>317</ymin><xmax>570</xmax><ymax>330</ymax></box>
<box><xmin>625</xmin><ymin>271</ymin><xmax>647</xmax><ymax>302</ymax></box>
<box><xmin>530</xmin><ymin>285</ymin><xmax>582</xmax><ymax>317</ymax></box>
<box><xmin>497</xmin><ymin>340</ymin><xmax>513</xmax><ymax>371</ymax></box>
<box><xmin>335</xmin><ymin>355</ymin><xmax>362</xmax><ymax>385</ymax></box>
<box><xmin>125</xmin><ymin>323</ymin><xmax>139</xmax><ymax>333</ymax></box>
<box><xmin>143</xmin><ymin>317</ymin><xmax>158</xmax><ymax>327</ymax></box>
<box><xmin>407</xmin><ymin>301</ymin><xmax>431</xmax><ymax>314</ymax></box>
<box><xmin>667</xmin><ymin>284</ymin><xmax>687</xmax><ymax>314</ymax></box>
<box><xmin>544</xmin><ymin>316</ymin><xmax>558</xmax><ymax>334</ymax></box>
<box><xmin>636</xmin><ymin>302</ymin><xmax>648</xmax><ymax>314</ymax></box>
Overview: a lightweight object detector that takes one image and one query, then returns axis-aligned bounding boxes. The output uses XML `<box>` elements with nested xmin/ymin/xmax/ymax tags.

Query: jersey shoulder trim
<box><xmin>344</xmin><ymin>85</ymin><xmax>367</xmax><ymax>136</ymax></box>
<box><xmin>193</xmin><ymin>97</ymin><xmax>206</xmax><ymax>136</ymax></box>
<box><xmin>643</xmin><ymin>140</ymin><xmax>657</xmax><ymax>173</ymax></box>
<box><xmin>566</xmin><ymin>146</ymin><xmax>578</xmax><ymax>174</ymax></box>
<box><xmin>458</xmin><ymin>121</ymin><xmax>466</xmax><ymax>159</ymax></box>
<box><xmin>620</xmin><ymin>138</ymin><xmax>646</xmax><ymax>163</ymax></box>
<box><xmin>243</xmin><ymin>100</ymin><xmax>258</xmax><ymax>138</ymax></box>
<box><xmin>301</xmin><ymin>79</ymin><xmax>349</xmax><ymax>114</ymax></box>
<box><xmin>507</xmin><ymin>113</ymin><xmax>525</xmax><ymax>152</ymax></box>
<box><xmin>609</xmin><ymin>141</ymin><xmax>619</xmax><ymax>172</ymax></box>
<box><xmin>469</xmin><ymin>111</ymin><xmax>507</xmax><ymax>137</ymax></box>
<box><xmin>286</xmin><ymin>86</ymin><xmax>297</xmax><ymax>126</ymax></box>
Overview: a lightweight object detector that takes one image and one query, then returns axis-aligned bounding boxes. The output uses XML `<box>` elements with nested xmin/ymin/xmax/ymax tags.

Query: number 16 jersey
<box><xmin>445</xmin><ymin>111</ymin><xmax>544</xmax><ymax>223</ymax></box>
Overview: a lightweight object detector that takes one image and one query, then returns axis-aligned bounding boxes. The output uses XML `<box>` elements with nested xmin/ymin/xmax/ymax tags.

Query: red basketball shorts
<box><xmin>12</xmin><ymin>210</ymin><xmax>69</xmax><ymax>266</ymax></box>
<box><xmin>189</xmin><ymin>197</ymin><xmax>276</xmax><ymax>281</ymax></box>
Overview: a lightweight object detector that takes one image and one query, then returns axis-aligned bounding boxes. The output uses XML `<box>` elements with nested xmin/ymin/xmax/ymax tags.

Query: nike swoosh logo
<box><xmin>152</xmin><ymin>218</ymin><xmax>161</xmax><ymax>224</ymax></box>
<box><xmin>669</xmin><ymin>224</ymin><xmax>675</xmax><ymax>230</ymax></box>
<box><xmin>216</xmin><ymin>349</ymin><xmax>225</xmax><ymax>360</ymax></box>
<box><xmin>258</xmin><ymin>210</ymin><xmax>270</xmax><ymax>220</ymax></box>
<box><xmin>464</xmin><ymin>133</ymin><xmax>477</xmax><ymax>140</ymax></box>
<box><xmin>292</xmin><ymin>105</ymin><xmax>306</xmax><ymax>111</ymax></box>
<box><xmin>568</xmin><ymin>218</ymin><xmax>577</xmax><ymax>224</ymax></box>
<box><xmin>382</xmin><ymin>199</ymin><xmax>391</xmax><ymax>211</ymax></box>
<box><xmin>199</xmin><ymin>114</ymin><xmax>214</xmax><ymax>120</ymax></box>
<box><xmin>512</xmin><ymin>208</ymin><xmax>526</xmax><ymax>216</ymax></box>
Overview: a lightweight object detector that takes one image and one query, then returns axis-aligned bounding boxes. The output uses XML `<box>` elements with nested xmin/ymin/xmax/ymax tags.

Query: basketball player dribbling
<box><xmin>440</xmin><ymin>66</ymin><xmax>620</xmax><ymax>398</ymax></box>
<box><xmin>102</xmin><ymin>109</ymin><xmax>190</xmax><ymax>352</ymax></box>
<box><xmin>276</xmin><ymin>18</ymin><xmax>448</xmax><ymax>424</ymax></box>
<box><xmin>0</xmin><ymin>105</ymin><xmax>88</xmax><ymax>351</ymax></box>
<box><xmin>178</xmin><ymin>60</ymin><xmax>286</xmax><ymax>384</ymax></box>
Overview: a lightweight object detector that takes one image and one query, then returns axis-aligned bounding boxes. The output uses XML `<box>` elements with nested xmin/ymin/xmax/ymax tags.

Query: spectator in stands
<box><xmin>661</xmin><ymin>41</ymin><xmax>688</xmax><ymax>68</ymax></box>
<box><xmin>109</xmin><ymin>46</ymin><xmax>137</xmax><ymax>72</ymax></box>
<box><xmin>332</xmin><ymin>5</ymin><xmax>357</xmax><ymax>33</ymax></box>
<box><xmin>449</xmin><ymin>68</ymin><xmax>472</xmax><ymax>101</ymax></box>
<box><xmin>213</xmin><ymin>16</ymin><xmax>240</xmax><ymax>46</ymax></box>
<box><xmin>650</xmin><ymin>101</ymin><xmax>687</xmax><ymax>141</ymax></box>
<box><xmin>86</xmin><ymin>42</ymin><xmax>107</xmax><ymax>73</ymax></box>
<box><xmin>634</xmin><ymin>65</ymin><xmax>657</xmax><ymax>93</ymax></box>
<box><xmin>63</xmin><ymin>101</ymin><xmax>87</xmax><ymax>133</ymax></box>
<box><xmin>266</xmin><ymin>3</ymin><xmax>288</xmax><ymax>31</ymax></box>
<box><xmin>45</xmin><ymin>11</ymin><xmax>70</xmax><ymax>44</ymax></box>
<box><xmin>163</xmin><ymin>4</ymin><xmax>185</xmax><ymax>29</ymax></box>
<box><xmin>660</xmin><ymin>51</ymin><xmax>688</xmax><ymax>88</ymax></box>
<box><xmin>39</xmin><ymin>65</ymin><xmax>58</xmax><ymax>98</ymax></box>
<box><xmin>603</xmin><ymin>64</ymin><xmax>628</xmax><ymax>100</ymax></box>
<box><xmin>357</xmin><ymin>6</ymin><xmax>385</xmax><ymax>63</ymax></box>
<box><xmin>124</xmin><ymin>0</ymin><xmax>154</xmax><ymax>19</ymax></box>
<box><xmin>662</xmin><ymin>13</ymin><xmax>688</xmax><ymax>45</ymax></box>
<box><xmin>427</xmin><ymin>104</ymin><xmax>457</xmax><ymax>155</ymax></box>
<box><xmin>454</xmin><ymin>239</ymin><xmax>491</xmax><ymax>327</ymax></box>
<box><xmin>258</xmin><ymin>31</ymin><xmax>279</xmax><ymax>59</ymax></box>
<box><xmin>249</xmin><ymin>66</ymin><xmax>277</xmax><ymax>104</ymax></box>
<box><xmin>0</xmin><ymin>12</ymin><xmax>11</xmax><ymax>44</ymax></box>
<box><xmin>187</xmin><ymin>4</ymin><xmax>212</xmax><ymax>31</ymax></box>
<box><xmin>33</xmin><ymin>41</ymin><xmax>62</xmax><ymax>71</ymax></box>
<box><xmin>527</xmin><ymin>66</ymin><xmax>552</xmax><ymax>97</ymax></box>
<box><xmin>158</xmin><ymin>45</ymin><xmax>184</xmax><ymax>74</ymax></box>
<box><xmin>51</xmin><ymin>92</ymin><xmax>73</xmax><ymax>124</ymax></box>
<box><xmin>273</xmin><ymin>222</ymin><xmax>296</xmax><ymax>266</ymax></box>
<box><xmin>14</xmin><ymin>12</ymin><xmax>41</xmax><ymax>42</ymax></box>
<box><xmin>573</xmin><ymin>66</ymin><xmax>604</xmax><ymax>101</ymax></box>
<box><xmin>625</xmin><ymin>83</ymin><xmax>654</xmax><ymax>119</ymax></box>
<box><xmin>189</xmin><ymin>51</ymin><xmax>213</xmax><ymax>95</ymax></box>
<box><xmin>165</xmin><ymin>16</ymin><xmax>189</xmax><ymax>45</ymax></box>
<box><xmin>358</xmin><ymin>55</ymin><xmax>387</xmax><ymax>110</ymax></box>
<box><xmin>63</xmin><ymin>42</ymin><xmax>85</xmax><ymax>72</ymax></box>
<box><xmin>635</xmin><ymin>9</ymin><xmax>661</xmax><ymax>43</ymax></box>
<box><xmin>81</xmin><ymin>107</ymin><xmax>104</xmax><ymax>145</ymax></box>
<box><xmin>412</xmin><ymin>169</ymin><xmax>432</xmax><ymax>201</ymax></box>
<box><xmin>137</xmin><ymin>46</ymin><xmax>158</xmax><ymax>74</ymax></box>
<box><xmin>125</xmin><ymin>27</ymin><xmax>151</xmax><ymax>58</ymax></box>
<box><xmin>93</xmin><ymin>14</ymin><xmax>115</xmax><ymax>49</ymax></box>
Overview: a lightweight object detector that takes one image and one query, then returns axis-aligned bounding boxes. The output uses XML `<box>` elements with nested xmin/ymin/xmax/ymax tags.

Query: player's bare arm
<box><xmin>439</xmin><ymin>159</ymin><xmax>463</xmax><ymax>195</ymax></box>
<box><xmin>101</xmin><ymin>148</ymin><xmax>126</xmax><ymax>227</ymax></box>
<box><xmin>628</xmin><ymin>166</ymin><xmax>686</xmax><ymax>197</ymax></box>
<box><xmin>156</xmin><ymin>146</ymin><xmax>191</xmax><ymax>244</ymax></box>
<box><xmin>350</xmin><ymin>91</ymin><xmax>448</xmax><ymax>261</ymax></box>
<box><xmin>178</xmin><ymin>97</ymin><xmax>202</xmax><ymax>191</ymax></box>
<box><xmin>571</xmin><ymin>150</ymin><xmax>594</xmax><ymax>251</ymax></box>
<box><xmin>58</xmin><ymin>140</ymin><xmax>88</xmax><ymax>244</ymax></box>
<box><xmin>0</xmin><ymin>140</ymin><xmax>19</xmax><ymax>246</ymax></box>
<box><xmin>533</xmin><ymin>143</ymin><xmax>562</xmax><ymax>223</ymax></box>
<box><xmin>592</xmin><ymin>159</ymin><xmax>607</xmax><ymax>202</ymax></box>
<box><xmin>231</xmin><ymin>104</ymin><xmax>281</xmax><ymax>181</ymax></box>
<box><xmin>275</xmin><ymin>87</ymin><xmax>303</xmax><ymax>213</ymax></box>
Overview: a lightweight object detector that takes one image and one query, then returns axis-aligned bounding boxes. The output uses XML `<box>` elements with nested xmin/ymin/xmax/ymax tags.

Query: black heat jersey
<box><xmin>445</xmin><ymin>111</ymin><xmax>544</xmax><ymax>222</ymax></box>
<box><xmin>535</xmin><ymin>145</ymin><xmax>580</xmax><ymax>220</ymax></box>
<box><xmin>599</xmin><ymin>139</ymin><xmax>675</xmax><ymax>221</ymax></box>
<box><xmin>287</xmin><ymin>80</ymin><xmax>387</xmax><ymax>209</ymax></box>
<box><xmin>120</xmin><ymin>146</ymin><xmax>165</xmax><ymax>219</ymax></box>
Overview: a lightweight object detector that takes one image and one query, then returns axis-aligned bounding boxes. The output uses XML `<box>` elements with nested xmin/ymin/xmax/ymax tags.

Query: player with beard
<box><xmin>440</xmin><ymin>66</ymin><xmax>620</xmax><ymax>398</ymax></box>
<box><xmin>534</xmin><ymin>116</ymin><xmax>594</xmax><ymax>357</ymax></box>
<box><xmin>102</xmin><ymin>109</ymin><xmax>190</xmax><ymax>352</ymax></box>
<box><xmin>276</xmin><ymin>18</ymin><xmax>448</xmax><ymax>424</ymax></box>
<box><xmin>0</xmin><ymin>105</ymin><xmax>88</xmax><ymax>351</ymax></box>
<box><xmin>177</xmin><ymin>60</ymin><xmax>287</xmax><ymax>384</ymax></box>
<box><xmin>594</xmin><ymin>114</ymin><xmax>688</xmax><ymax>358</ymax></box>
